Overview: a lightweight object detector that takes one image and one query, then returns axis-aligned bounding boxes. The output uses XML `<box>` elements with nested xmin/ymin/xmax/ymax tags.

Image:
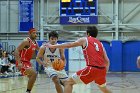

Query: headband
<box><xmin>28</xmin><ymin>28</ymin><xmax>36</xmax><ymax>34</ymax></box>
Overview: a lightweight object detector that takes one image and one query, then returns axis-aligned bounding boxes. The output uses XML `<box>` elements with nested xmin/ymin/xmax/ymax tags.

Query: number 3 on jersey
<box><xmin>94</xmin><ymin>42</ymin><xmax>99</xmax><ymax>51</ymax></box>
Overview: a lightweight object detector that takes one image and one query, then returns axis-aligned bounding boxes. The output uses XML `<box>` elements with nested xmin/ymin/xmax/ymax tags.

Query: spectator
<box><xmin>1</xmin><ymin>51</ymin><xmax>10</xmax><ymax>74</ymax></box>
<box><xmin>8</xmin><ymin>50</ymin><xmax>16</xmax><ymax>72</ymax></box>
<box><xmin>0</xmin><ymin>47</ymin><xmax>2</xmax><ymax>58</ymax></box>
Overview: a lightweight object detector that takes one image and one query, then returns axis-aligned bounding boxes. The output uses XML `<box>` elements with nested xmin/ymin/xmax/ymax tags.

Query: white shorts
<box><xmin>44</xmin><ymin>67</ymin><xmax>68</xmax><ymax>82</ymax></box>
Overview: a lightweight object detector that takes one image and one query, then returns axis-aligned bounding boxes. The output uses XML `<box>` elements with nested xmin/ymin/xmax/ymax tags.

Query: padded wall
<box><xmin>122</xmin><ymin>41</ymin><xmax>140</xmax><ymax>72</ymax></box>
<box><xmin>37</xmin><ymin>40</ymin><xmax>140</xmax><ymax>72</ymax></box>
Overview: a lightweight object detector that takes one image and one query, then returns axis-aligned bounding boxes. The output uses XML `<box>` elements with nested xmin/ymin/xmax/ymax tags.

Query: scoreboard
<box><xmin>60</xmin><ymin>0</ymin><xmax>98</xmax><ymax>24</ymax></box>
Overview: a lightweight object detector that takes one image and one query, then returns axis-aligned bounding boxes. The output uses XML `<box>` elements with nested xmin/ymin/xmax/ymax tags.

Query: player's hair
<box><xmin>86</xmin><ymin>26</ymin><xmax>98</xmax><ymax>37</ymax></box>
<box><xmin>49</xmin><ymin>31</ymin><xmax>58</xmax><ymax>39</ymax></box>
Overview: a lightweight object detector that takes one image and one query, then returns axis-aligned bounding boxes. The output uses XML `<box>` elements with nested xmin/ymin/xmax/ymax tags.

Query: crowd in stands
<box><xmin>0</xmin><ymin>45</ymin><xmax>21</xmax><ymax>77</ymax></box>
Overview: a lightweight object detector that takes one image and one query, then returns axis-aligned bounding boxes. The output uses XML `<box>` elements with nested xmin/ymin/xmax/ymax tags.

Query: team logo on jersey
<box><xmin>47</xmin><ymin>55</ymin><xmax>58</xmax><ymax>58</ymax></box>
<box><xmin>47</xmin><ymin>55</ymin><xmax>59</xmax><ymax>62</ymax></box>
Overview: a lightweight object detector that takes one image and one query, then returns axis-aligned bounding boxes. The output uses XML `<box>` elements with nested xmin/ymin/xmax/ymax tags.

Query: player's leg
<box><xmin>58</xmin><ymin>69</ymin><xmax>68</xmax><ymax>86</ymax></box>
<box><xmin>64</xmin><ymin>72</ymin><xmax>84</xmax><ymax>93</ymax></box>
<box><xmin>64</xmin><ymin>67</ymin><xmax>96</xmax><ymax>93</ymax></box>
<box><xmin>98</xmin><ymin>85</ymin><xmax>112</xmax><ymax>93</ymax></box>
<box><xmin>95</xmin><ymin>68</ymin><xmax>112</xmax><ymax>93</ymax></box>
<box><xmin>24</xmin><ymin>68</ymin><xmax>37</xmax><ymax>93</ymax></box>
<box><xmin>45</xmin><ymin>67</ymin><xmax>63</xmax><ymax>93</ymax></box>
<box><xmin>64</xmin><ymin>77</ymin><xmax>76</xmax><ymax>93</ymax></box>
<box><xmin>17</xmin><ymin>61</ymin><xmax>37</xmax><ymax>93</ymax></box>
<box><xmin>52</xmin><ymin>75</ymin><xmax>63</xmax><ymax>93</ymax></box>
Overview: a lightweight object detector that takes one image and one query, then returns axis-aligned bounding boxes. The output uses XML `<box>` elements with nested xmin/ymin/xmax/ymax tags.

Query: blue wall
<box><xmin>122</xmin><ymin>41</ymin><xmax>140</xmax><ymax>72</ymax></box>
<box><xmin>111</xmin><ymin>41</ymin><xmax>123</xmax><ymax>72</ymax></box>
<box><xmin>101</xmin><ymin>41</ymin><xmax>111</xmax><ymax>70</ymax></box>
<box><xmin>102</xmin><ymin>40</ymin><xmax>140</xmax><ymax>72</ymax></box>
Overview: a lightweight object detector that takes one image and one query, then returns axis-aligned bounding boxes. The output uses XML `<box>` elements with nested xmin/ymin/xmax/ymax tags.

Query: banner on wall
<box><xmin>19</xmin><ymin>0</ymin><xmax>34</xmax><ymax>32</ymax></box>
<box><xmin>60</xmin><ymin>16</ymin><xmax>98</xmax><ymax>24</ymax></box>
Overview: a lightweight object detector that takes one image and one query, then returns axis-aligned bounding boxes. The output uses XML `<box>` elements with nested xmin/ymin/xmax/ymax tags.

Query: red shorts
<box><xmin>76</xmin><ymin>66</ymin><xmax>106</xmax><ymax>85</ymax></box>
<box><xmin>16</xmin><ymin>61</ymin><xmax>32</xmax><ymax>76</ymax></box>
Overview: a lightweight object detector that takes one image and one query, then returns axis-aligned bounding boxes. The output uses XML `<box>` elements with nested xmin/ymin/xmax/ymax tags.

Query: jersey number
<box><xmin>94</xmin><ymin>42</ymin><xmax>99</xmax><ymax>51</ymax></box>
<box><xmin>50</xmin><ymin>59</ymin><xmax>54</xmax><ymax>62</ymax></box>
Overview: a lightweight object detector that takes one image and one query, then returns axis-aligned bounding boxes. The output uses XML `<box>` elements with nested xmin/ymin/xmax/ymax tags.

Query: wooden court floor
<box><xmin>0</xmin><ymin>73</ymin><xmax>140</xmax><ymax>93</ymax></box>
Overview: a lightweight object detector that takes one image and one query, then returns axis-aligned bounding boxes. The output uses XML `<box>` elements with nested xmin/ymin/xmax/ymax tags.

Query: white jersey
<box><xmin>44</xmin><ymin>47</ymin><xmax>60</xmax><ymax>67</ymax></box>
<box><xmin>43</xmin><ymin>46</ymin><xmax>68</xmax><ymax>81</ymax></box>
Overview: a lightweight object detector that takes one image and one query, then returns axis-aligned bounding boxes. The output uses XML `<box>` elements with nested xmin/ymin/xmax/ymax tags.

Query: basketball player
<box><xmin>36</xmin><ymin>31</ymin><xmax>68</xmax><ymax>93</ymax></box>
<box><xmin>15</xmin><ymin>28</ymin><xmax>39</xmax><ymax>93</ymax></box>
<box><xmin>46</xmin><ymin>26</ymin><xmax>112</xmax><ymax>93</ymax></box>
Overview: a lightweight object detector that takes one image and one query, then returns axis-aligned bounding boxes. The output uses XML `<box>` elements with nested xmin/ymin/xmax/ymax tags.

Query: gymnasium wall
<box><xmin>106</xmin><ymin>40</ymin><xmax>140</xmax><ymax>72</ymax></box>
<box><xmin>36</xmin><ymin>40</ymin><xmax>140</xmax><ymax>72</ymax></box>
<box><xmin>0</xmin><ymin>40</ymin><xmax>140</xmax><ymax>72</ymax></box>
<box><xmin>1</xmin><ymin>40</ymin><xmax>140</xmax><ymax>72</ymax></box>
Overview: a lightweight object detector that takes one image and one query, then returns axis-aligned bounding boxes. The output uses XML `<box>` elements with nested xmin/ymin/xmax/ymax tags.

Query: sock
<box><xmin>26</xmin><ymin>89</ymin><xmax>31</xmax><ymax>93</ymax></box>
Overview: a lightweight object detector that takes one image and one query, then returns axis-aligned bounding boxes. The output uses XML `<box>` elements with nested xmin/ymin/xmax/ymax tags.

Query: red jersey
<box><xmin>20</xmin><ymin>37</ymin><xmax>37</xmax><ymax>61</ymax></box>
<box><xmin>83</xmin><ymin>37</ymin><xmax>105</xmax><ymax>67</ymax></box>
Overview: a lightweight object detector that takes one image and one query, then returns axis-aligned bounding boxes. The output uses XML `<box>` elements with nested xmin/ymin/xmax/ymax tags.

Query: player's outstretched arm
<box><xmin>47</xmin><ymin>38</ymin><xmax>85</xmax><ymax>49</ymax></box>
<box><xmin>59</xmin><ymin>49</ymin><xmax>66</xmax><ymax>67</ymax></box>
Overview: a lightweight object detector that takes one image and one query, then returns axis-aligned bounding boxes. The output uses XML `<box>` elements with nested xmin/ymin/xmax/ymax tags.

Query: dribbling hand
<box><xmin>42</xmin><ymin>62</ymin><xmax>47</xmax><ymax>67</ymax></box>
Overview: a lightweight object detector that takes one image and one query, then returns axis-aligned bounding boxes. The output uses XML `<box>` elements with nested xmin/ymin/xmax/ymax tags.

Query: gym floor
<box><xmin>0</xmin><ymin>73</ymin><xmax>140</xmax><ymax>93</ymax></box>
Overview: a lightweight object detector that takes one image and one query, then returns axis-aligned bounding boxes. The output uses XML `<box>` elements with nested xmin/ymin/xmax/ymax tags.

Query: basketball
<box><xmin>52</xmin><ymin>58</ymin><xmax>65</xmax><ymax>71</ymax></box>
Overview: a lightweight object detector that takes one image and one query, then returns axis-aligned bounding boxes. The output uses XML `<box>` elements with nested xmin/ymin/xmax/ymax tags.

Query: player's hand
<box><xmin>60</xmin><ymin>66</ymin><xmax>65</xmax><ymax>70</ymax></box>
<box><xmin>45</xmin><ymin>43</ymin><xmax>53</xmax><ymax>48</ymax></box>
<box><xmin>42</xmin><ymin>62</ymin><xmax>47</xmax><ymax>67</ymax></box>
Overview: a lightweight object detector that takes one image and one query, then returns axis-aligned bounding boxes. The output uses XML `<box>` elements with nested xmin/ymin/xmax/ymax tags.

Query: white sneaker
<box><xmin>4</xmin><ymin>72</ymin><xmax>9</xmax><ymax>75</ymax></box>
